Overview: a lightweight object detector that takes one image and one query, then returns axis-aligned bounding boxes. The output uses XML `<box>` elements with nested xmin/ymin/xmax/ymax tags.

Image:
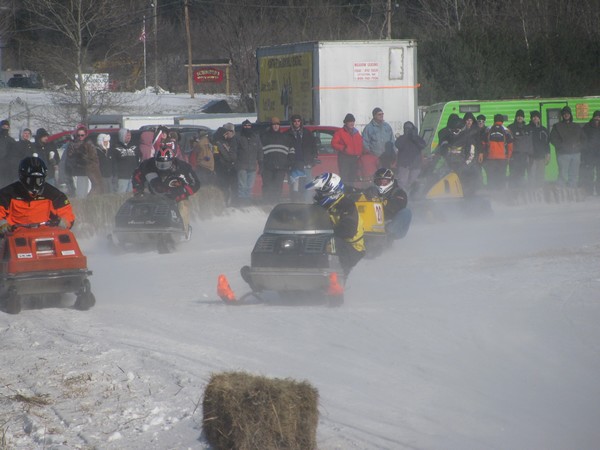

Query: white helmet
<box><xmin>373</xmin><ymin>168</ymin><xmax>395</xmax><ymax>195</ymax></box>
<box><xmin>305</xmin><ymin>172</ymin><xmax>344</xmax><ymax>207</ymax></box>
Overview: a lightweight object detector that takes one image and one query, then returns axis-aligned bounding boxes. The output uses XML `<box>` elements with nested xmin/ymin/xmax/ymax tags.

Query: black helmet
<box><xmin>19</xmin><ymin>156</ymin><xmax>47</xmax><ymax>197</ymax></box>
<box><xmin>373</xmin><ymin>167</ymin><xmax>395</xmax><ymax>195</ymax></box>
<box><xmin>155</xmin><ymin>145</ymin><xmax>174</xmax><ymax>171</ymax></box>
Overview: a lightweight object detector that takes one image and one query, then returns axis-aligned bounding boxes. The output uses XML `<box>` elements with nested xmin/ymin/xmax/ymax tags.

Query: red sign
<box><xmin>193</xmin><ymin>68</ymin><xmax>224</xmax><ymax>83</ymax></box>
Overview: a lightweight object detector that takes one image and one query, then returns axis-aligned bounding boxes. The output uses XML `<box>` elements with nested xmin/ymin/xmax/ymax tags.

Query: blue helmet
<box><xmin>305</xmin><ymin>172</ymin><xmax>344</xmax><ymax>207</ymax></box>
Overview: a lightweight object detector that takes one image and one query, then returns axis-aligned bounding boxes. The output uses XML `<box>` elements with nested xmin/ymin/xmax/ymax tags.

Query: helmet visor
<box><xmin>156</xmin><ymin>160</ymin><xmax>173</xmax><ymax>171</ymax></box>
<box><xmin>374</xmin><ymin>178</ymin><xmax>392</xmax><ymax>187</ymax></box>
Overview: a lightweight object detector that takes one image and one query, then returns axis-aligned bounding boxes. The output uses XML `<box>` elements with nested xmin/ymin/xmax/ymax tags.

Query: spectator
<box><xmin>287</xmin><ymin>114</ymin><xmax>318</xmax><ymax>202</ymax></box>
<box><xmin>484</xmin><ymin>114</ymin><xmax>513</xmax><ymax>190</ymax></box>
<box><xmin>132</xmin><ymin>144</ymin><xmax>200</xmax><ymax>237</ymax></box>
<box><xmin>139</xmin><ymin>129</ymin><xmax>155</xmax><ymax>160</ymax></box>
<box><xmin>363</xmin><ymin>168</ymin><xmax>412</xmax><ymax>241</ymax></box>
<box><xmin>235</xmin><ymin>119</ymin><xmax>263</xmax><ymax>203</ymax></box>
<box><xmin>476</xmin><ymin>114</ymin><xmax>488</xmax><ymax>164</ymax></box>
<box><xmin>394</xmin><ymin>121</ymin><xmax>426</xmax><ymax>191</ymax></box>
<box><xmin>260</xmin><ymin>116</ymin><xmax>294</xmax><ymax>202</ymax></box>
<box><xmin>64</xmin><ymin>125</ymin><xmax>103</xmax><ymax>197</ymax></box>
<box><xmin>188</xmin><ymin>130</ymin><xmax>216</xmax><ymax>186</ymax></box>
<box><xmin>10</xmin><ymin>128</ymin><xmax>35</xmax><ymax>175</ymax></box>
<box><xmin>362</xmin><ymin>107</ymin><xmax>395</xmax><ymax>168</ymax></box>
<box><xmin>438</xmin><ymin>116</ymin><xmax>480</xmax><ymax>195</ymax></box>
<box><xmin>95</xmin><ymin>133</ymin><xmax>113</xmax><ymax>193</ymax></box>
<box><xmin>580</xmin><ymin>110</ymin><xmax>600</xmax><ymax>195</ymax></box>
<box><xmin>0</xmin><ymin>119</ymin><xmax>17</xmax><ymax>186</ymax></box>
<box><xmin>33</xmin><ymin>128</ymin><xmax>60</xmax><ymax>186</ymax></box>
<box><xmin>508</xmin><ymin>109</ymin><xmax>533</xmax><ymax>189</ymax></box>
<box><xmin>110</xmin><ymin>128</ymin><xmax>141</xmax><ymax>193</ymax></box>
<box><xmin>550</xmin><ymin>106</ymin><xmax>586</xmax><ymax>188</ymax></box>
<box><xmin>152</xmin><ymin>125</ymin><xmax>169</xmax><ymax>155</ymax></box>
<box><xmin>527</xmin><ymin>111</ymin><xmax>550</xmax><ymax>189</ymax></box>
<box><xmin>331</xmin><ymin>113</ymin><xmax>363</xmax><ymax>183</ymax></box>
<box><xmin>213</xmin><ymin>123</ymin><xmax>238</xmax><ymax>206</ymax></box>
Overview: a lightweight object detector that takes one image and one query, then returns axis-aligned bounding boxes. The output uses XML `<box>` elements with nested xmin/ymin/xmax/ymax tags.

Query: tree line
<box><xmin>0</xmin><ymin>0</ymin><xmax>598</xmax><ymax>121</ymax></box>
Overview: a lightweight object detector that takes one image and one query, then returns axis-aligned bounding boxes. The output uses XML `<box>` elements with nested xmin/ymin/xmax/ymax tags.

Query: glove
<box><xmin>0</xmin><ymin>219</ymin><xmax>11</xmax><ymax>234</ymax></box>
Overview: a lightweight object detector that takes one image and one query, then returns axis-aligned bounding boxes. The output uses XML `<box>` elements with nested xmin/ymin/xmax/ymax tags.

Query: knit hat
<box><xmin>561</xmin><ymin>106</ymin><xmax>572</xmax><ymax>116</ymax></box>
<box><xmin>476</xmin><ymin>114</ymin><xmax>486</xmax><ymax>121</ymax></box>
<box><xmin>270</xmin><ymin>116</ymin><xmax>281</xmax><ymax>125</ymax></box>
<box><xmin>372</xmin><ymin>107</ymin><xmax>383</xmax><ymax>117</ymax></box>
<box><xmin>530</xmin><ymin>110</ymin><xmax>541</xmax><ymax>119</ymax></box>
<box><xmin>515</xmin><ymin>109</ymin><xmax>525</xmax><ymax>118</ymax></box>
<box><xmin>494</xmin><ymin>114</ymin><xmax>504</xmax><ymax>123</ymax></box>
<box><xmin>0</xmin><ymin>119</ymin><xmax>10</xmax><ymax>127</ymax></box>
<box><xmin>343</xmin><ymin>113</ymin><xmax>355</xmax><ymax>123</ymax></box>
<box><xmin>241</xmin><ymin>119</ymin><xmax>252</xmax><ymax>127</ymax></box>
<box><xmin>223</xmin><ymin>123</ymin><xmax>234</xmax><ymax>132</ymax></box>
<box><xmin>35</xmin><ymin>128</ymin><xmax>50</xmax><ymax>139</ymax></box>
<box><xmin>593</xmin><ymin>110</ymin><xmax>600</xmax><ymax>118</ymax></box>
<box><xmin>290</xmin><ymin>114</ymin><xmax>302</xmax><ymax>122</ymax></box>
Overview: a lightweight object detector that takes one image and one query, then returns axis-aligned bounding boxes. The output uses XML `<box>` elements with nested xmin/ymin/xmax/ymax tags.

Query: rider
<box><xmin>305</xmin><ymin>172</ymin><xmax>365</xmax><ymax>277</ymax></box>
<box><xmin>0</xmin><ymin>156</ymin><xmax>75</xmax><ymax>233</ymax></box>
<box><xmin>363</xmin><ymin>168</ymin><xmax>412</xmax><ymax>241</ymax></box>
<box><xmin>131</xmin><ymin>140</ymin><xmax>200</xmax><ymax>236</ymax></box>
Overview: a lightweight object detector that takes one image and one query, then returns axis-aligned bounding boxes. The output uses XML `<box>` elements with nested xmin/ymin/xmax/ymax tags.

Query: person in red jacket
<box><xmin>331</xmin><ymin>113</ymin><xmax>364</xmax><ymax>183</ymax></box>
<box><xmin>0</xmin><ymin>156</ymin><xmax>75</xmax><ymax>233</ymax></box>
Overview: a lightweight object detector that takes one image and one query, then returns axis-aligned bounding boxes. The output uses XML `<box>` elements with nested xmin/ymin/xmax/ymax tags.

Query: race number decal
<box><xmin>374</xmin><ymin>203</ymin><xmax>384</xmax><ymax>224</ymax></box>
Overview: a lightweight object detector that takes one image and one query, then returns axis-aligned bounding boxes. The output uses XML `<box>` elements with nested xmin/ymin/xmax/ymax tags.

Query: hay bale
<box><xmin>68</xmin><ymin>186</ymin><xmax>227</xmax><ymax>237</ymax></box>
<box><xmin>202</xmin><ymin>371</ymin><xmax>319</xmax><ymax>450</ymax></box>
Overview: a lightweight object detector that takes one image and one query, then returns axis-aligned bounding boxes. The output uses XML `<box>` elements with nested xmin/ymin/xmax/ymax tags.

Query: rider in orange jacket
<box><xmin>0</xmin><ymin>156</ymin><xmax>75</xmax><ymax>233</ymax></box>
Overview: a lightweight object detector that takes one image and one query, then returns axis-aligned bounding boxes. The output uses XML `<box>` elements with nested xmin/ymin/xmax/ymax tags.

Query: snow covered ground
<box><xmin>2</xmin><ymin>198</ymin><xmax>600</xmax><ymax>449</ymax></box>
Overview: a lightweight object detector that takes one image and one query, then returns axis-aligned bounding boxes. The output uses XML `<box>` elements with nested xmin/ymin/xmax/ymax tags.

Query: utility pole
<box><xmin>386</xmin><ymin>0</ymin><xmax>392</xmax><ymax>39</ymax></box>
<box><xmin>153</xmin><ymin>0</ymin><xmax>159</xmax><ymax>94</ymax></box>
<box><xmin>184</xmin><ymin>0</ymin><xmax>194</xmax><ymax>98</ymax></box>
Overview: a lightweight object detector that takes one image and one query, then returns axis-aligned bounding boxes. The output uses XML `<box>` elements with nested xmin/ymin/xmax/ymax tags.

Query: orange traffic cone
<box><xmin>217</xmin><ymin>274</ymin><xmax>237</xmax><ymax>303</ymax></box>
<box><xmin>327</xmin><ymin>272</ymin><xmax>344</xmax><ymax>296</ymax></box>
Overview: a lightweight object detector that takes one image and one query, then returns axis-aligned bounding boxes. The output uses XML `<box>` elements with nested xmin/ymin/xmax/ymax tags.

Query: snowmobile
<box><xmin>0</xmin><ymin>222</ymin><xmax>95</xmax><ymax>314</ymax></box>
<box><xmin>225</xmin><ymin>203</ymin><xmax>345</xmax><ymax>306</ymax></box>
<box><xmin>410</xmin><ymin>153</ymin><xmax>493</xmax><ymax>221</ymax></box>
<box><xmin>109</xmin><ymin>194</ymin><xmax>188</xmax><ymax>253</ymax></box>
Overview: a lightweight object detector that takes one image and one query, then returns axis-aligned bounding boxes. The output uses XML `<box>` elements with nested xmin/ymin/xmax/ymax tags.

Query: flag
<box><xmin>139</xmin><ymin>23</ymin><xmax>146</xmax><ymax>42</ymax></box>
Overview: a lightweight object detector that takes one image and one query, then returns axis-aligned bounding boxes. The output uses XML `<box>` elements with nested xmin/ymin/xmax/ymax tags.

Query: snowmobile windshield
<box><xmin>263</xmin><ymin>203</ymin><xmax>333</xmax><ymax>235</ymax></box>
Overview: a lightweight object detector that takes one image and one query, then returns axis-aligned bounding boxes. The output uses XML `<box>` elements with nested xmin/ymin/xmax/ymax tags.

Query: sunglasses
<box><xmin>77</xmin><ymin>133</ymin><xmax>86</xmax><ymax>137</ymax></box>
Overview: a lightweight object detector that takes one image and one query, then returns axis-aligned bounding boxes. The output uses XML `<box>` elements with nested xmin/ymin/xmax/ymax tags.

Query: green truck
<box><xmin>420</xmin><ymin>97</ymin><xmax>600</xmax><ymax>180</ymax></box>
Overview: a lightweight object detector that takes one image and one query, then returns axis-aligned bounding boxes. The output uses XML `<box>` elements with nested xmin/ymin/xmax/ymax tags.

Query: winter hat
<box><xmin>241</xmin><ymin>119</ymin><xmax>252</xmax><ymax>127</ymax></box>
<box><xmin>35</xmin><ymin>128</ymin><xmax>49</xmax><ymax>139</ymax></box>
<box><xmin>403</xmin><ymin>121</ymin><xmax>416</xmax><ymax>133</ymax></box>
<box><xmin>223</xmin><ymin>123</ymin><xmax>234</xmax><ymax>132</ymax></box>
<box><xmin>290</xmin><ymin>114</ymin><xmax>302</xmax><ymax>122</ymax></box>
<box><xmin>515</xmin><ymin>109</ymin><xmax>525</xmax><ymax>118</ymax></box>
<box><xmin>270</xmin><ymin>116</ymin><xmax>281</xmax><ymax>125</ymax></box>
<box><xmin>1</xmin><ymin>119</ymin><xmax>10</xmax><ymax>127</ymax></box>
<box><xmin>463</xmin><ymin>112</ymin><xmax>476</xmax><ymax>122</ymax></box>
<box><xmin>118</xmin><ymin>128</ymin><xmax>130</xmax><ymax>143</ymax></box>
<box><xmin>372</xmin><ymin>107</ymin><xmax>383</xmax><ymax>117</ymax></box>
<box><xmin>343</xmin><ymin>113</ymin><xmax>355</xmax><ymax>123</ymax></box>
<box><xmin>561</xmin><ymin>106</ymin><xmax>572</xmax><ymax>116</ymax></box>
<box><xmin>476</xmin><ymin>114</ymin><xmax>486</xmax><ymax>121</ymax></box>
<box><xmin>592</xmin><ymin>110</ymin><xmax>600</xmax><ymax>118</ymax></box>
<box><xmin>493</xmin><ymin>113</ymin><xmax>504</xmax><ymax>123</ymax></box>
<box><xmin>530</xmin><ymin>110</ymin><xmax>541</xmax><ymax>119</ymax></box>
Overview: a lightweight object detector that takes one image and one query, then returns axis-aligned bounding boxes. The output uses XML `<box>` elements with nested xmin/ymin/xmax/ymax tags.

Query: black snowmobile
<box><xmin>109</xmin><ymin>194</ymin><xmax>188</xmax><ymax>253</ymax></box>
<box><xmin>235</xmin><ymin>203</ymin><xmax>345</xmax><ymax>306</ymax></box>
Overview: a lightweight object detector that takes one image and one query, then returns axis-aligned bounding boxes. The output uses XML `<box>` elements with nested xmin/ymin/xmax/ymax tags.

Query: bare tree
<box><xmin>22</xmin><ymin>0</ymin><xmax>145</xmax><ymax>122</ymax></box>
